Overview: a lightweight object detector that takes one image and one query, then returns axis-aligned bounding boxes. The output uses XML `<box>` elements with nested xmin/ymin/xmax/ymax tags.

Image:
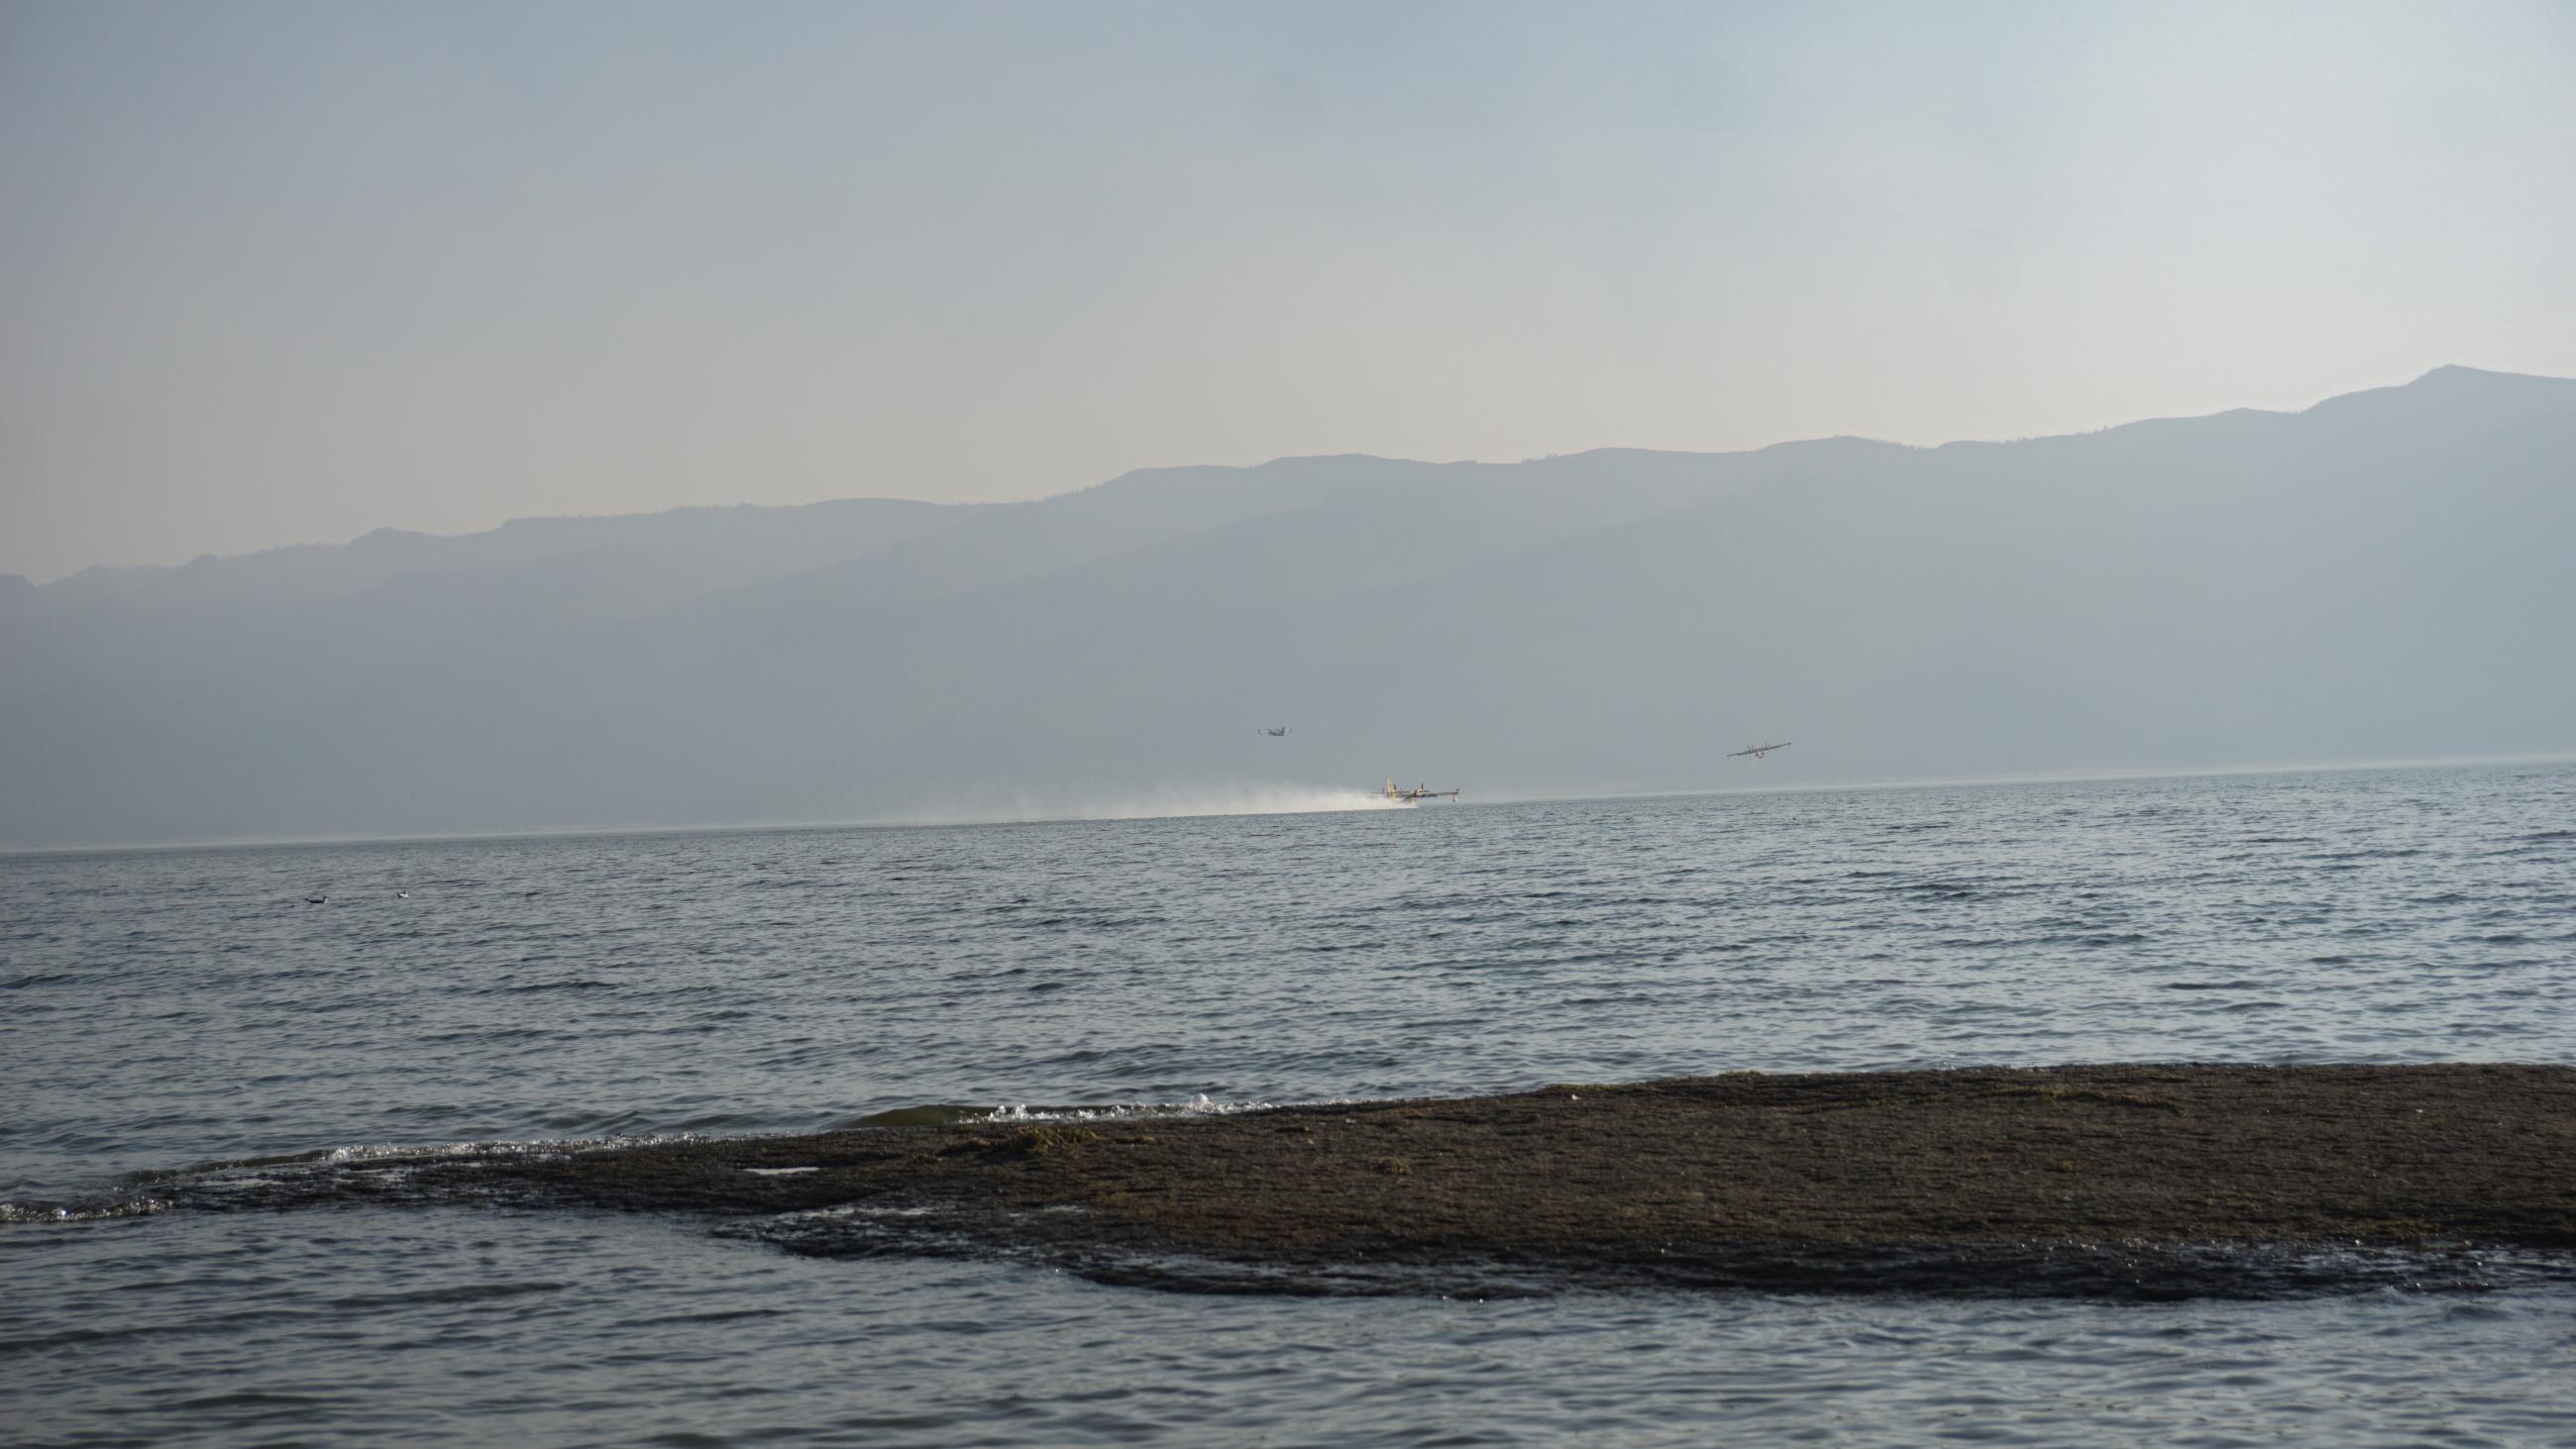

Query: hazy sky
<box><xmin>4</xmin><ymin>0</ymin><xmax>2571</xmax><ymax>582</ymax></box>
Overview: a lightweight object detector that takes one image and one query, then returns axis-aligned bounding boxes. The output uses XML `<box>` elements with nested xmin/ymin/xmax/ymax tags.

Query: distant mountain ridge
<box><xmin>4</xmin><ymin>366</ymin><xmax>2571</xmax><ymax>846</ymax></box>
<box><xmin>8</xmin><ymin>497</ymin><xmax>980</xmax><ymax>620</ymax></box>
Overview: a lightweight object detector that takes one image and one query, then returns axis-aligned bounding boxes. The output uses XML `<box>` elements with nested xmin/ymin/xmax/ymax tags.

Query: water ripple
<box><xmin>4</xmin><ymin>763</ymin><xmax>2573</xmax><ymax>1442</ymax></box>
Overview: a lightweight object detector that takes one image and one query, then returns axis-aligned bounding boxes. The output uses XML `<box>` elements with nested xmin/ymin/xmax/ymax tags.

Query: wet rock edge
<box><xmin>179</xmin><ymin>1064</ymin><xmax>2576</xmax><ymax>1300</ymax></box>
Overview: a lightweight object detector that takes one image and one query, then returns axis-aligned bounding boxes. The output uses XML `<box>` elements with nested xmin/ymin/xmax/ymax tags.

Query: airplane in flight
<box><xmin>1728</xmin><ymin>742</ymin><xmax>1791</xmax><ymax>760</ymax></box>
<box><xmin>1261</xmin><ymin>726</ymin><xmax>1291</xmax><ymax>737</ymax></box>
<box><xmin>1383</xmin><ymin>779</ymin><xmax>1461</xmax><ymax>802</ymax></box>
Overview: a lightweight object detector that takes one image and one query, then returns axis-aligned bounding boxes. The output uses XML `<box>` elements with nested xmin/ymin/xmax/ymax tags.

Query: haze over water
<box><xmin>7</xmin><ymin>764</ymin><xmax>2573</xmax><ymax>1444</ymax></box>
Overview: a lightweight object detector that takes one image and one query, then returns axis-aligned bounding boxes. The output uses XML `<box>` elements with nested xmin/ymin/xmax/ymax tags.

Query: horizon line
<box><xmin>7</xmin><ymin>751</ymin><xmax>2568</xmax><ymax>858</ymax></box>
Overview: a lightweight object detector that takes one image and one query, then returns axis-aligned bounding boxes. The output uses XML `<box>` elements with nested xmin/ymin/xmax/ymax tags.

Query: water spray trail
<box><xmin>881</xmin><ymin>782</ymin><xmax>1415</xmax><ymax>827</ymax></box>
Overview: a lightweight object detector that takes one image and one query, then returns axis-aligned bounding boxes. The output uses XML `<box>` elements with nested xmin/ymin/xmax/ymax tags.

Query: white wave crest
<box><xmin>986</xmin><ymin>1093</ymin><xmax>1288</xmax><ymax>1122</ymax></box>
<box><xmin>322</xmin><ymin>1133</ymin><xmax>702</xmax><ymax>1164</ymax></box>
<box><xmin>0</xmin><ymin>1197</ymin><xmax>171</xmax><ymax>1224</ymax></box>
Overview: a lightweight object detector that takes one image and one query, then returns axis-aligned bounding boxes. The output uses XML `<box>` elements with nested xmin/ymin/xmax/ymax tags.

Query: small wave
<box><xmin>985</xmin><ymin>1093</ymin><xmax>1293</xmax><ymax>1123</ymax></box>
<box><xmin>2047</xmin><ymin>931</ymin><xmax>2151</xmax><ymax>947</ymax></box>
<box><xmin>2</xmin><ymin>968</ymin><xmax>82</xmax><ymax>993</ymax></box>
<box><xmin>169</xmin><ymin>1390</ymin><xmax>341</xmax><ymax>1411</ymax></box>
<box><xmin>1895</xmin><ymin>881</ymin><xmax>1984</xmax><ymax>899</ymax></box>
<box><xmin>627</xmin><ymin>1306</ymin><xmax>795</xmax><ymax>1327</ymax></box>
<box><xmin>325</xmin><ymin>1281</ymin><xmax>565</xmax><ymax>1311</ymax></box>
<box><xmin>320</xmin><ymin>1132</ymin><xmax>704</xmax><ymax>1165</ymax></box>
<box><xmin>844</xmin><ymin>1104</ymin><xmax>995</xmax><ymax>1128</ymax></box>
<box><xmin>0</xmin><ymin>1196</ymin><xmax>171</xmax><ymax>1224</ymax></box>
<box><xmin>1</xmin><ymin>972</ymin><xmax>76</xmax><ymax>990</ymax></box>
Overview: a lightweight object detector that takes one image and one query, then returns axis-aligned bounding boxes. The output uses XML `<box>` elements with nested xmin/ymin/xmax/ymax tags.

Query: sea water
<box><xmin>6</xmin><ymin>765</ymin><xmax>2573</xmax><ymax>1444</ymax></box>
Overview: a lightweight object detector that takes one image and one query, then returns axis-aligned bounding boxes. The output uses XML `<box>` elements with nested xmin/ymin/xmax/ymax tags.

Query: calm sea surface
<box><xmin>6</xmin><ymin>765</ymin><xmax>2574</xmax><ymax>1445</ymax></box>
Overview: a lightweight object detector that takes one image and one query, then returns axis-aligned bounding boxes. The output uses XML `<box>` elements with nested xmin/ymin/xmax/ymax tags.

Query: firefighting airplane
<box><xmin>1728</xmin><ymin>742</ymin><xmax>1791</xmax><ymax>760</ymax></box>
<box><xmin>1383</xmin><ymin>779</ymin><xmax>1461</xmax><ymax>802</ymax></box>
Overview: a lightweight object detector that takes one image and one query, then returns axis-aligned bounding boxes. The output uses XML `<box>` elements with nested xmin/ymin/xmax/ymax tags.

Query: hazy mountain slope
<box><xmin>22</xmin><ymin>497</ymin><xmax>978</xmax><ymax>620</ymax></box>
<box><xmin>795</xmin><ymin>383</ymin><xmax>2568</xmax><ymax>813</ymax></box>
<box><xmin>2</xmin><ymin>367</ymin><xmax>2569</xmax><ymax>846</ymax></box>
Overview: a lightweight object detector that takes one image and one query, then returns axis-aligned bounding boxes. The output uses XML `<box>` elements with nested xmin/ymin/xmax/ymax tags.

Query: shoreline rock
<box><xmin>197</xmin><ymin>1064</ymin><xmax>2576</xmax><ymax>1298</ymax></box>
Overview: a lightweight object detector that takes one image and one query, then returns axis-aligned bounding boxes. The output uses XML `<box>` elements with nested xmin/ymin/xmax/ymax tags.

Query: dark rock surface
<box><xmin>197</xmin><ymin>1064</ymin><xmax>2576</xmax><ymax>1298</ymax></box>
